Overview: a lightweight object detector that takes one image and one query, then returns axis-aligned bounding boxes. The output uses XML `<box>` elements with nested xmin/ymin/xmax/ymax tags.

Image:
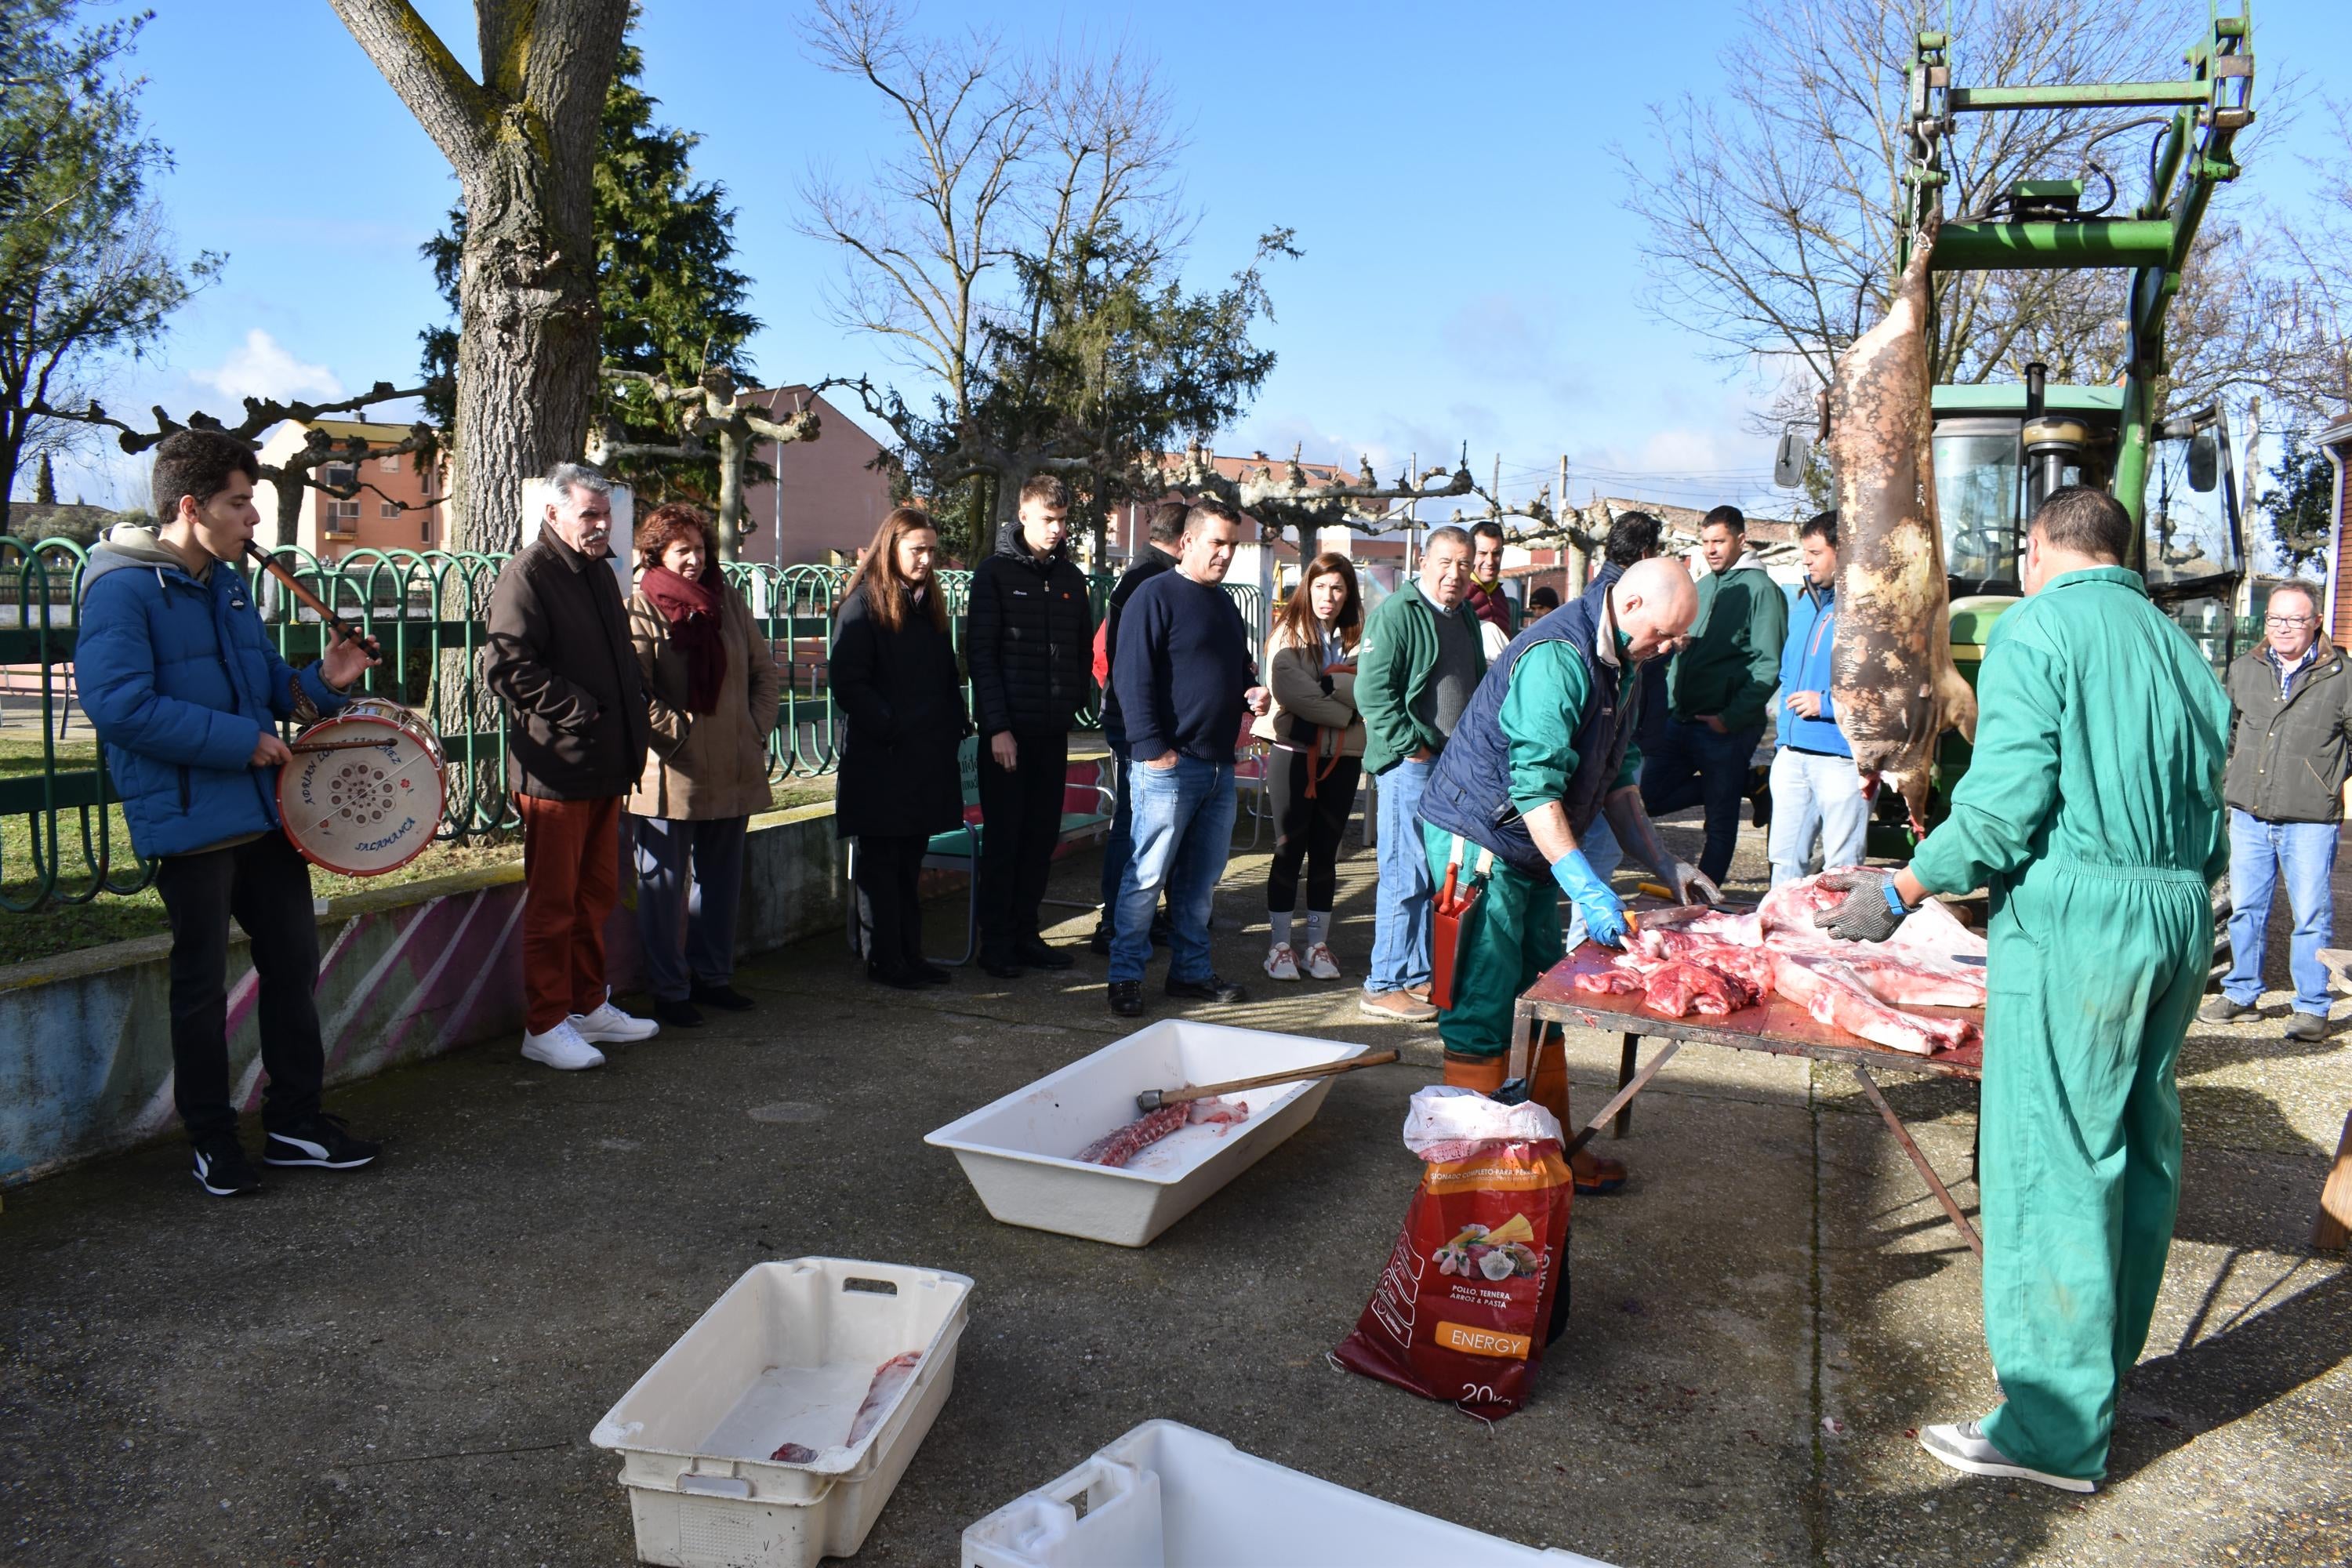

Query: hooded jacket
<box><xmin>1668</xmin><ymin>550</ymin><xmax>1788</xmax><ymax>733</ymax></box>
<box><xmin>76</xmin><ymin>526</ymin><xmax>350</xmax><ymax>858</ymax></box>
<box><xmin>965</xmin><ymin>518</ymin><xmax>1095</xmax><ymax>737</ymax></box>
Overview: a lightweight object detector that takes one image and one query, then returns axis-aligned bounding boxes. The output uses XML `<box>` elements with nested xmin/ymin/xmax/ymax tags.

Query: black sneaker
<box><xmin>1108</xmin><ymin>980</ymin><xmax>1145</xmax><ymax>1018</ymax></box>
<box><xmin>193</xmin><ymin>1138</ymin><xmax>262</xmax><ymax>1197</ymax></box>
<box><xmin>1017</xmin><ymin>938</ymin><xmax>1076</xmax><ymax>971</ymax></box>
<box><xmin>655</xmin><ymin>996</ymin><xmax>706</xmax><ymax>1028</ymax></box>
<box><xmin>979</xmin><ymin>957</ymin><xmax>1027</xmax><ymax>980</ymax></box>
<box><xmin>912</xmin><ymin>962</ymin><xmax>952</xmax><ymax>985</ymax></box>
<box><xmin>867</xmin><ymin>961</ymin><xmax>927</xmax><ymax>991</ymax></box>
<box><xmin>691</xmin><ymin>982</ymin><xmax>757</xmax><ymax>1011</ymax></box>
<box><xmin>263</xmin><ymin>1113</ymin><xmax>380</xmax><ymax>1171</ymax></box>
<box><xmin>1166</xmin><ymin>974</ymin><xmax>1247</xmax><ymax>1004</ymax></box>
<box><xmin>1090</xmin><ymin>922</ymin><xmax>1113</xmax><ymax>956</ymax></box>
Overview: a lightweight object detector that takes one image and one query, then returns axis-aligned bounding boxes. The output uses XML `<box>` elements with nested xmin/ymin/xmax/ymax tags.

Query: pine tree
<box><xmin>33</xmin><ymin>453</ymin><xmax>56</xmax><ymax>506</ymax></box>
<box><xmin>419</xmin><ymin>9</ymin><xmax>757</xmax><ymax>502</ymax></box>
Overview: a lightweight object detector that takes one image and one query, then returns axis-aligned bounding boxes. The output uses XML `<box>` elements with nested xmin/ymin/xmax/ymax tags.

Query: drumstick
<box><xmin>241</xmin><ymin>540</ymin><xmax>374</xmax><ymax>649</ymax></box>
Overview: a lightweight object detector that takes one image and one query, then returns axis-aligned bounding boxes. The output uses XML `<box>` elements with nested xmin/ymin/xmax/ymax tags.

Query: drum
<box><xmin>277</xmin><ymin>699</ymin><xmax>448</xmax><ymax>876</ymax></box>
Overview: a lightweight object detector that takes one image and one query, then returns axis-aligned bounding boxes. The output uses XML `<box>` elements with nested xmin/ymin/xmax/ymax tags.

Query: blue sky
<box><xmin>43</xmin><ymin>0</ymin><xmax>2352</xmax><ymax>515</ymax></box>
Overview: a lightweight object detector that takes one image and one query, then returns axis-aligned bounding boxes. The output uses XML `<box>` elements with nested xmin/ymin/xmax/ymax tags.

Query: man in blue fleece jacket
<box><xmin>1105</xmin><ymin>497</ymin><xmax>1269</xmax><ymax>1016</ymax></box>
<box><xmin>1767</xmin><ymin>510</ymin><xmax>1868</xmax><ymax>887</ymax></box>
<box><xmin>78</xmin><ymin>431</ymin><xmax>381</xmax><ymax>1196</ymax></box>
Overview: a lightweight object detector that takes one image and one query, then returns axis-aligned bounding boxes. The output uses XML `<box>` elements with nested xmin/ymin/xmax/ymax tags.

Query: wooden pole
<box><xmin>2315</xmin><ymin>1108</ymin><xmax>2352</xmax><ymax>1250</ymax></box>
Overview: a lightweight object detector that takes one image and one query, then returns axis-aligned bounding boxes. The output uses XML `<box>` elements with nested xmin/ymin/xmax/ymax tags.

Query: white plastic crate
<box><xmin>924</xmin><ymin>1019</ymin><xmax>1368</xmax><ymax>1247</ymax></box>
<box><xmin>590</xmin><ymin>1258</ymin><xmax>972</xmax><ymax>1568</ymax></box>
<box><xmin>961</xmin><ymin>1421</ymin><xmax>1616</xmax><ymax>1567</ymax></box>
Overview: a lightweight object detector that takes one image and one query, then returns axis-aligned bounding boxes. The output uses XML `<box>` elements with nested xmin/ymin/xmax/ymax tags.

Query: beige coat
<box><xmin>626</xmin><ymin>582</ymin><xmax>783</xmax><ymax>821</ymax></box>
<box><xmin>1251</xmin><ymin>634</ymin><xmax>1367</xmax><ymax>759</ymax></box>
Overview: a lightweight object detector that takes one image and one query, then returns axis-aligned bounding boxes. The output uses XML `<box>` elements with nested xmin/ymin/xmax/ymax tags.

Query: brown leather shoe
<box><xmin>1359</xmin><ymin>989</ymin><xmax>1439</xmax><ymax>1022</ymax></box>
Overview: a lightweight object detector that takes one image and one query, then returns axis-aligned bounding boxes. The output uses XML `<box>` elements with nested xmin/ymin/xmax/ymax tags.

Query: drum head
<box><xmin>278</xmin><ymin>714</ymin><xmax>446</xmax><ymax>877</ymax></box>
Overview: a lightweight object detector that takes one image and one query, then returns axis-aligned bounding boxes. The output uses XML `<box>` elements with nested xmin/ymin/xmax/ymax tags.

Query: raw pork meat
<box><xmin>1073</xmin><ymin>1095</ymin><xmax>1252</xmax><ymax>1167</ymax></box>
<box><xmin>769</xmin><ymin>1442</ymin><xmax>818</xmax><ymax>1463</ymax></box>
<box><xmin>1639</xmin><ymin>959</ymin><xmax>1757</xmax><ymax>1017</ymax></box>
<box><xmin>1635</xmin><ymin>928</ymin><xmax>1779</xmax><ymax>994</ymax></box>
<box><xmin>1758</xmin><ymin>875</ymin><xmax>1853</xmax><ymax>936</ymax></box>
<box><xmin>846</xmin><ymin>1351</ymin><xmax>923</xmax><ymax>1446</ymax></box>
<box><xmin>1773</xmin><ymin>953</ymin><xmax>1976</xmax><ymax>1055</ymax></box>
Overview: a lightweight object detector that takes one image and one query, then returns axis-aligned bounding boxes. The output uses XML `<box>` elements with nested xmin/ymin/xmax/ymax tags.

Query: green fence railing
<box><xmin>0</xmin><ymin>536</ymin><xmax>1265</xmax><ymax>912</ymax></box>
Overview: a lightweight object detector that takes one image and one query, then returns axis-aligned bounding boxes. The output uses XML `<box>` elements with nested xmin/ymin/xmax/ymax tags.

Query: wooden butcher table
<box><xmin>1505</xmin><ymin>943</ymin><xmax>1987</xmax><ymax>1255</ymax></box>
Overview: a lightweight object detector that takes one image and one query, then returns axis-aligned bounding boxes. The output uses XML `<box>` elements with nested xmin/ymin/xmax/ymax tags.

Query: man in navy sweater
<box><xmin>1106</xmin><ymin>498</ymin><xmax>1269</xmax><ymax>1017</ymax></box>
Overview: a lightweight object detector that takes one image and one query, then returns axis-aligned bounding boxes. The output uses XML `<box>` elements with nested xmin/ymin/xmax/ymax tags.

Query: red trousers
<box><xmin>517</xmin><ymin>794</ymin><xmax>621</xmax><ymax>1033</ymax></box>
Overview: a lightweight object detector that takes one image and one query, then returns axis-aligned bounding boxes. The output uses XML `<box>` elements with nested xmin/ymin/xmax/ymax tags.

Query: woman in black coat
<box><xmin>831</xmin><ymin>506</ymin><xmax>968</xmax><ymax>988</ymax></box>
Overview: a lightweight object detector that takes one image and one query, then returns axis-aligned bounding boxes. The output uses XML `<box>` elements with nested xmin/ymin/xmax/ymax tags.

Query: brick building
<box><xmin>2321</xmin><ymin>415</ymin><xmax>2352</xmax><ymax>646</ymax></box>
<box><xmin>252</xmin><ymin>419</ymin><xmax>446</xmax><ymax>561</ymax></box>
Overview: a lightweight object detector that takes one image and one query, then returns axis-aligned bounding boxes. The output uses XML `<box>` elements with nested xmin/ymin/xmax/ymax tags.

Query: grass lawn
<box><xmin>0</xmin><ymin>730</ymin><xmax>839</xmax><ymax>969</ymax></box>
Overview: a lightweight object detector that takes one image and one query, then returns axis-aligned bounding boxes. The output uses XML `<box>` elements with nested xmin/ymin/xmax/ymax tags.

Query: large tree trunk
<box><xmin>328</xmin><ymin>0</ymin><xmax>626</xmax><ymax>554</ymax></box>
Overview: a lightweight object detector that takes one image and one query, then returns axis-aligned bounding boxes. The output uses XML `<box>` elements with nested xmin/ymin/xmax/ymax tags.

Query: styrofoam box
<box><xmin>961</xmin><ymin>1421</ymin><xmax>1617</xmax><ymax>1567</ymax></box>
<box><xmin>924</xmin><ymin>1019</ymin><xmax>1367</xmax><ymax>1247</ymax></box>
<box><xmin>590</xmin><ymin>1258</ymin><xmax>972</xmax><ymax>1568</ymax></box>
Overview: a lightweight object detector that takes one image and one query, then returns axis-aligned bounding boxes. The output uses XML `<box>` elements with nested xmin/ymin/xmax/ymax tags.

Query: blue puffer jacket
<box><xmin>77</xmin><ymin>530</ymin><xmax>349</xmax><ymax>858</ymax></box>
<box><xmin>1774</xmin><ymin>579</ymin><xmax>1849</xmax><ymax>755</ymax></box>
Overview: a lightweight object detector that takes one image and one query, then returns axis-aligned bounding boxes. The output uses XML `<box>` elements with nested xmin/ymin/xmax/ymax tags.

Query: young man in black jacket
<box><xmin>967</xmin><ymin>474</ymin><xmax>1097</xmax><ymax>976</ymax></box>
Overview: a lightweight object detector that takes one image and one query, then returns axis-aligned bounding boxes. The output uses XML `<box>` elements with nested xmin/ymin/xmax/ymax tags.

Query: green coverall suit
<box><xmin>1420</xmin><ymin>640</ymin><xmax>1639</xmax><ymax>1060</ymax></box>
<box><xmin>1907</xmin><ymin>567</ymin><xmax>2230</xmax><ymax>1483</ymax></box>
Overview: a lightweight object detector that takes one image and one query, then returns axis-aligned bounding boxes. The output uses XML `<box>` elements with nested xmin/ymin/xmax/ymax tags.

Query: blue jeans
<box><xmin>1640</xmin><ymin>717</ymin><xmax>1762</xmax><ymax>884</ymax></box>
<box><xmin>2221</xmin><ymin>809</ymin><xmax>2338</xmax><ymax>1017</ymax></box>
<box><xmin>1561</xmin><ymin>814</ymin><xmax>1623</xmax><ymax>950</ymax></box>
<box><xmin>1766</xmin><ymin>746</ymin><xmax>1868</xmax><ymax>889</ymax></box>
<box><xmin>1367</xmin><ymin>757</ymin><xmax>1434</xmax><ymax>993</ymax></box>
<box><xmin>1111</xmin><ymin>756</ymin><xmax>1236</xmax><ymax>984</ymax></box>
<box><xmin>1098</xmin><ymin>728</ymin><xmax>1133</xmax><ymax>914</ymax></box>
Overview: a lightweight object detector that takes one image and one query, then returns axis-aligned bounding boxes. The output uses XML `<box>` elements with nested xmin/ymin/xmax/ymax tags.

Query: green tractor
<box><xmin>1862</xmin><ymin>6</ymin><xmax>2256</xmax><ymax>851</ymax></box>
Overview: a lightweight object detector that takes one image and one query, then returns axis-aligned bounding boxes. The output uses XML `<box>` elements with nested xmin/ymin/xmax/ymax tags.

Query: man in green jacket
<box><xmin>1815</xmin><ymin>488</ymin><xmax>2230</xmax><ymax>1494</ymax></box>
<box><xmin>1355</xmin><ymin>526</ymin><xmax>1484</xmax><ymax>1022</ymax></box>
<box><xmin>1641</xmin><ymin>505</ymin><xmax>1787</xmax><ymax>884</ymax></box>
<box><xmin>2203</xmin><ymin>579</ymin><xmax>2352</xmax><ymax>1042</ymax></box>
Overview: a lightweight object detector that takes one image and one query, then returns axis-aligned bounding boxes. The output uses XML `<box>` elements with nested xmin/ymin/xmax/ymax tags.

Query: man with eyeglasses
<box><xmin>2204</xmin><ymin>579</ymin><xmax>2352</xmax><ymax>1042</ymax></box>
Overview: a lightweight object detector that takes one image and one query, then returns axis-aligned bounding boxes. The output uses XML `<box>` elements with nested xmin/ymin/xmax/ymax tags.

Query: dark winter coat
<box><xmin>829</xmin><ymin>579</ymin><xmax>968</xmax><ymax>840</ymax></box>
<box><xmin>484</xmin><ymin>529</ymin><xmax>651</xmax><ymax>800</ymax></box>
<box><xmin>964</xmin><ymin>520</ymin><xmax>1094</xmax><ymax>738</ymax></box>
<box><xmin>2223</xmin><ymin>641</ymin><xmax>2352</xmax><ymax>824</ymax></box>
<box><xmin>77</xmin><ymin>528</ymin><xmax>351</xmax><ymax>858</ymax></box>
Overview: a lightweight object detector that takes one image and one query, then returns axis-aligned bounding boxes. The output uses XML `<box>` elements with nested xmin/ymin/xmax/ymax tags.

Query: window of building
<box><xmin>380</xmin><ymin>500</ymin><xmax>401</xmax><ymax>519</ymax></box>
<box><xmin>379</xmin><ymin>453</ymin><xmax>401</xmax><ymax>474</ymax></box>
<box><xmin>321</xmin><ymin>463</ymin><xmax>357</xmax><ymax>489</ymax></box>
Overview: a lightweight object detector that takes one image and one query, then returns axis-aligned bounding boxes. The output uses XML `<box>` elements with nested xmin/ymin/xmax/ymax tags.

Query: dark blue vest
<box><xmin>1419</xmin><ymin>575</ymin><xmax>1642</xmax><ymax>878</ymax></box>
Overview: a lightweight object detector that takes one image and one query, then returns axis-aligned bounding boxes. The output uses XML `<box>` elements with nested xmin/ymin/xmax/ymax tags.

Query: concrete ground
<box><xmin>2</xmin><ymin>811</ymin><xmax>2347</xmax><ymax>1568</ymax></box>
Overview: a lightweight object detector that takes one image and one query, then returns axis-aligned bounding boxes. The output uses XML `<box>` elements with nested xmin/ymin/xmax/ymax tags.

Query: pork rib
<box><xmin>1773</xmin><ymin>953</ymin><xmax>1976</xmax><ymax>1055</ymax></box>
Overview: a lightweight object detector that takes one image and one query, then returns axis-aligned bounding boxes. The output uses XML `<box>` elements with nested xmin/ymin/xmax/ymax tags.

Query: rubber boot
<box><xmin>1530</xmin><ymin>1032</ymin><xmax>1628</xmax><ymax>1196</ymax></box>
<box><xmin>1448</xmin><ymin>1049</ymin><xmax>1578</xmax><ymax>1345</ymax></box>
<box><xmin>1441</xmin><ymin>1050</ymin><xmax>1508</xmax><ymax>1094</ymax></box>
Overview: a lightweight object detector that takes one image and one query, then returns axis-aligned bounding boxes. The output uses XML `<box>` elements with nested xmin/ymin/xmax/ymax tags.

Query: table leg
<box><xmin>2314</xmin><ymin>1108</ymin><xmax>2352</xmax><ymax>1251</ymax></box>
<box><xmin>1565</xmin><ymin>1040</ymin><xmax>1681</xmax><ymax>1158</ymax></box>
<box><xmin>1851</xmin><ymin>1065</ymin><xmax>1983</xmax><ymax>1258</ymax></box>
<box><xmin>1614</xmin><ymin>1033</ymin><xmax>1639</xmax><ymax>1139</ymax></box>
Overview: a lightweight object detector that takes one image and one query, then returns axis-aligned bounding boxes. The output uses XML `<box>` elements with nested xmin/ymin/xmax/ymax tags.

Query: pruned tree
<box><xmin>328</xmin><ymin>0</ymin><xmax>631</xmax><ymax>552</ymax></box>
<box><xmin>419</xmin><ymin>8</ymin><xmax>763</xmax><ymax>509</ymax></box>
<box><xmin>0</xmin><ymin>1</ymin><xmax>218</xmax><ymax>528</ymax></box>
<box><xmin>800</xmin><ymin>2</ymin><xmax>1287</xmax><ymax>560</ymax></box>
<box><xmin>1612</xmin><ymin>0</ymin><xmax>2274</xmax><ymax>431</ymax></box>
<box><xmin>587</xmin><ymin>366</ymin><xmax>818</xmax><ymax>558</ymax></box>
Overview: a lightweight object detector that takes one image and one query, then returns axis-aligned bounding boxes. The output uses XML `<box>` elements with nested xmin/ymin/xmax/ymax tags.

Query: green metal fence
<box><xmin>0</xmin><ymin>535</ymin><xmax>1265</xmax><ymax>912</ymax></box>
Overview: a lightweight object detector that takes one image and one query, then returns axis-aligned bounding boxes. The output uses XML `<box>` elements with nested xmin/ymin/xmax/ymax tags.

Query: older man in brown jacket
<box><xmin>485</xmin><ymin>462</ymin><xmax>655</xmax><ymax>1070</ymax></box>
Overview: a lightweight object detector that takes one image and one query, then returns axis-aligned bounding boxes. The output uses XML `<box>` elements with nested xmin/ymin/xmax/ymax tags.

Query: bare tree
<box><xmin>326</xmin><ymin>0</ymin><xmax>630</xmax><ymax>552</ymax></box>
<box><xmin>1614</xmin><ymin>0</ymin><xmax>2270</xmax><ymax>426</ymax></box>
<box><xmin>2270</xmin><ymin>99</ymin><xmax>2352</xmax><ymax>419</ymax></box>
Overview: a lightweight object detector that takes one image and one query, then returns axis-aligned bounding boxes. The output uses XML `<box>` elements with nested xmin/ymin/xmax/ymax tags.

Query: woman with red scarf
<box><xmin>626</xmin><ymin>503</ymin><xmax>783</xmax><ymax>1028</ymax></box>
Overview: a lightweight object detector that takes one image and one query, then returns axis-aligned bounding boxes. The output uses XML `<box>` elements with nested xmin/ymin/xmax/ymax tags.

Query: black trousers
<box><xmin>154</xmin><ymin>832</ymin><xmax>325</xmax><ymax>1145</ymax></box>
<box><xmin>978</xmin><ymin>729</ymin><xmax>1069</xmax><ymax>960</ymax></box>
<box><xmin>1266</xmin><ymin>748</ymin><xmax>1363</xmax><ymax>914</ymax></box>
<box><xmin>857</xmin><ymin>833</ymin><xmax>928</xmax><ymax>974</ymax></box>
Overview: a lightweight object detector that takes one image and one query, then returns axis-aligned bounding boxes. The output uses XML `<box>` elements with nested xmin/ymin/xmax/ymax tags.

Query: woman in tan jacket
<box><xmin>627</xmin><ymin>503</ymin><xmax>783</xmax><ymax>1027</ymax></box>
<box><xmin>1254</xmin><ymin>551</ymin><xmax>1367</xmax><ymax>982</ymax></box>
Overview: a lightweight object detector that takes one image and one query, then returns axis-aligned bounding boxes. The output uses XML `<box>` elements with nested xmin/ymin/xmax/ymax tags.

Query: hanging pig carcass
<box><xmin>1826</xmin><ymin>212</ymin><xmax>1977</xmax><ymax>828</ymax></box>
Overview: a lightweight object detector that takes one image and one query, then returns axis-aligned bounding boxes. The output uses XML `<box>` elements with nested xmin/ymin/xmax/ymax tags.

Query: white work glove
<box><xmin>1668</xmin><ymin>861</ymin><xmax>1721</xmax><ymax>907</ymax></box>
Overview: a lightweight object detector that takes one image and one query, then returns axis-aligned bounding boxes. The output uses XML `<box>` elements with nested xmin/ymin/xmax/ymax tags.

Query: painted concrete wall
<box><xmin>0</xmin><ymin>803</ymin><xmax>852</xmax><ymax>1188</ymax></box>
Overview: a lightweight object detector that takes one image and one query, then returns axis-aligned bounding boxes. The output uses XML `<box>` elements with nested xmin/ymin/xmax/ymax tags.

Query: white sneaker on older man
<box><xmin>572</xmin><ymin>1000</ymin><xmax>660</xmax><ymax>1044</ymax></box>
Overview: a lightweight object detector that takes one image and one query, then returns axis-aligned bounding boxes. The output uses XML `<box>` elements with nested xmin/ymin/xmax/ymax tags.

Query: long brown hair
<box><xmin>847</xmin><ymin>506</ymin><xmax>947</xmax><ymax>634</ymax></box>
<box><xmin>1273</xmin><ymin>551</ymin><xmax>1362</xmax><ymax>654</ymax></box>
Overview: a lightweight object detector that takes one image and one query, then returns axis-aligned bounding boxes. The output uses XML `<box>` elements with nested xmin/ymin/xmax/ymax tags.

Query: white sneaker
<box><xmin>521</xmin><ymin>1019</ymin><xmax>606</xmax><ymax>1071</ymax></box>
<box><xmin>1302</xmin><ymin>942</ymin><xmax>1341</xmax><ymax>981</ymax></box>
<box><xmin>1917</xmin><ymin>1421</ymin><xmax>2095</xmax><ymax>1493</ymax></box>
<box><xmin>1263</xmin><ymin>943</ymin><xmax>1300</xmax><ymax>981</ymax></box>
<box><xmin>572</xmin><ymin>1001</ymin><xmax>659</xmax><ymax>1043</ymax></box>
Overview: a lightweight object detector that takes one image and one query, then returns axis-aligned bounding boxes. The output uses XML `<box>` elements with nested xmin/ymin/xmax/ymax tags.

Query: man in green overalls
<box><xmin>1418</xmin><ymin>557</ymin><xmax>1712</xmax><ymax>1192</ymax></box>
<box><xmin>1816</xmin><ymin>488</ymin><xmax>2230</xmax><ymax>1493</ymax></box>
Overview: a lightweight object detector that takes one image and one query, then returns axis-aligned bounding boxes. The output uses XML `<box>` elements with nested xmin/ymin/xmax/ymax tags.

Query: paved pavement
<box><xmin>1</xmin><ymin>815</ymin><xmax>2346</xmax><ymax>1567</ymax></box>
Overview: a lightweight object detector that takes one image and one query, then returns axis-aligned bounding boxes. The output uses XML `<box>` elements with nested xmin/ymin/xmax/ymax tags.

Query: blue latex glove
<box><xmin>1552</xmin><ymin>850</ymin><xmax>1630</xmax><ymax>949</ymax></box>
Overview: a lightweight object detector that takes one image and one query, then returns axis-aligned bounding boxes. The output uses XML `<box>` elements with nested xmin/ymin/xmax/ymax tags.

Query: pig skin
<box><xmin>1826</xmin><ymin>208</ymin><xmax>1977</xmax><ymax>827</ymax></box>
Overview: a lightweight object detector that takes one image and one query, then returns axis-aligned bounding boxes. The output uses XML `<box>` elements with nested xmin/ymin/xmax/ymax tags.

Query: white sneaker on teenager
<box><xmin>1302</xmin><ymin>942</ymin><xmax>1341</xmax><ymax>981</ymax></box>
<box><xmin>1263</xmin><ymin>943</ymin><xmax>1300</xmax><ymax>981</ymax></box>
<box><xmin>521</xmin><ymin>1019</ymin><xmax>606</xmax><ymax>1071</ymax></box>
<box><xmin>572</xmin><ymin>1001</ymin><xmax>659</xmax><ymax>1043</ymax></box>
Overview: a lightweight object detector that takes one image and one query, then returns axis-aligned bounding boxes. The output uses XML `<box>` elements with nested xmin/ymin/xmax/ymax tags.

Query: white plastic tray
<box><xmin>924</xmin><ymin>1020</ymin><xmax>1367</xmax><ymax>1247</ymax></box>
<box><xmin>961</xmin><ymin>1420</ymin><xmax>1615</xmax><ymax>1566</ymax></box>
<box><xmin>590</xmin><ymin>1258</ymin><xmax>972</xmax><ymax>1568</ymax></box>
